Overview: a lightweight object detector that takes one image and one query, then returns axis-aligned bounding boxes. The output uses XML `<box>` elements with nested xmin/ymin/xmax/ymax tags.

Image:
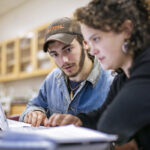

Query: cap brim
<box><xmin>43</xmin><ymin>33</ymin><xmax>76</xmax><ymax>52</ymax></box>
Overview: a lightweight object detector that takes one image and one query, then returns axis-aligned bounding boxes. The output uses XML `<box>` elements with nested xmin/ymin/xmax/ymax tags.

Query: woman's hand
<box><xmin>44</xmin><ymin>113</ymin><xmax>83</xmax><ymax>127</ymax></box>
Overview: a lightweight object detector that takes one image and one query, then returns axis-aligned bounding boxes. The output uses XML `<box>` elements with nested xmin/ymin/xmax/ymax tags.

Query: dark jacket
<box><xmin>78</xmin><ymin>47</ymin><xmax>150</xmax><ymax>150</ymax></box>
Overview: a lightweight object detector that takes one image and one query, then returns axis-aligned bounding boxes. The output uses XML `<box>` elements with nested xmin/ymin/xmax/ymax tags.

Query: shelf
<box><xmin>19</xmin><ymin>68</ymin><xmax>52</xmax><ymax>78</ymax></box>
<box><xmin>10</xmin><ymin>103</ymin><xmax>26</xmax><ymax>115</ymax></box>
<box><xmin>36</xmin><ymin>25</ymin><xmax>50</xmax><ymax>72</ymax></box>
<box><xmin>6</xmin><ymin>66</ymin><xmax>15</xmax><ymax>74</ymax></box>
<box><xmin>37</xmin><ymin>50</ymin><xmax>50</xmax><ymax>60</ymax></box>
<box><xmin>0</xmin><ymin>62</ymin><xmax>56</xmax><ymax>82</ymax></box>
<box><xmin>21</xmin><ymin>56</ymin><xmax>31</xmax><ymax>63</ymax></box>
<box><xmin>0</xmin><ymin>44</ymin><xmax>2</xmax><ymax>75</ymax></box>
<box><xmin>38</xmin><ymin>39</ymin><xmax>44</xmax><ymax>46</ymax></box>
<box><xmin>6</xmin><ymin>43</ymin><xmax>14</xmax><ymax>49</ymax></box>
<box><xmin>0</xmin><ymin>22</ymin><xmax>57</xmax><ymax>82</ymax></box>
<box><xmin>0</xmin><ymin>74</ymin><xmax>18</xmax><ymax>82</ymax></box>
<box><xmin>7</xmin><ymin>60</ymin><xmax>15</xmax><ymax>66</ymax></box>
<box><xmin>20</xmin><ymin>45</ymin><xmax>30</xmax><ymax>50</ymax></box>
<box><xmin>37</xmin><ymin>26</ymin><xmax>47</xmax><ymax>39</ymax></box>
<box><xmin>4</xmin><ymin>40</ymin><xmax>17</xmax><ymax>76</ymax></box>
<box><xmin>38</xmin><ymin>57</ymin><xmax>50</xmax><ymax>61</ymax></box>
<box><xmin>6</xmin><ymin>50</ymin><xmax>14</xmax><ymax>55</ymax></box>
<box><xmin>20</xmin><ymin>63</ymin><xmax>33</xmax><ymax>73</ymax></box>
<box><xmin>19</xmin><ymin>36</ymin><xmax>32</xmax><ymax>74</ymax></box>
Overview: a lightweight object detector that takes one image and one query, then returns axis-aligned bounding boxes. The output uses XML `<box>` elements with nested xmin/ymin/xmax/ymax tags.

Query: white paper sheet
<box><xmin>8</xmin><ymin>119</ymin><xmax>31</xmax><ymax>128</ymax></box>
<box><xmin>8</xmin><ymin>120</ymin><xmax>118</xmax><ymax>144</ymax></box>
<box><xmin>33</xmin><ymin>125</ymin><xmax>118</xmax><ymax>143</ymax></box>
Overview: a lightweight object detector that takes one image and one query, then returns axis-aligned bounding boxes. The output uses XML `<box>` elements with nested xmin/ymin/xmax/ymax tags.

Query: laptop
<box><xmin>0</xmin><ymin>102</ymin><xmax>10</xmax><ymax>131</ymax></box>
<box><xmin>0</xmin><ymin>102</ymin><xmax>49</xmax><ymax>131</ymax></box>
<box><xmin>0</xmin><ymin>103</ymin><xmax>56</xmax><ymax>150</ymax></box>
<box><xmin>0</xmin><ymin>102</ymin><xmax>32</xmax><ymax>131</ymax></box>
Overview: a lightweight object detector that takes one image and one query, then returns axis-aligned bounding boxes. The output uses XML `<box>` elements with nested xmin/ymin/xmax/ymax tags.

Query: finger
<box><xmin>36</xmin><ymin>113</ymin><xmax>45</xmax><ymax>127</ymax></box>
<box><xmin>50</xmin><ymin>114</ymin><xmax>64</xmax><ymax>127</ymax></box>
<box><xmin>26</xmin><ymin>112</ymin><xmax>33</xmax><ymax>124</ymax></box>
<box><xmin>43</xmin><ymin>118</ymin><xmax>49</xmax><ymax>127</ymax></box>
<box><xmin>28</xmin><ymin>113</ymin><xmax>33</xmax><ymax>124</ymax></box>
<box><xmin>47</xmin><ymin>113</ymin><xmax>60</xmax><ymax>127</ymax></box>
<box><xmin>60</xmin><ymin>114</ymin><xmax>75</xmax><ymax>125</ymax></box>
<box><xmin>31</xmin><ymin>112</ymin><xmax>38</xmax><ymax>127</ymax></box>
<box><xmin>40</xmin><ymin>114</ymin><xmax>47</xmax><ymax>126</ymax></box>
<box><xmin>24</xmin><ymin>114</ymin><xmax>29</xmax><ymax>123</ymax></box>
<box><xmin>74</xmin><ymin>118</ymin><xmax>82</xmax><ymax>126</ymax></box>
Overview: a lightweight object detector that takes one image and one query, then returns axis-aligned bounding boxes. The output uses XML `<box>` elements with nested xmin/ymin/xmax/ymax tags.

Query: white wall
<box><xmin>0</xmin><ymin>0</ymin><xmax>90</xmax><ymax>41</ymax></box>
<box><xmin>0</xmin><ymin>0</ymin><xmax>90</xmax><ymax>99</ymax></box>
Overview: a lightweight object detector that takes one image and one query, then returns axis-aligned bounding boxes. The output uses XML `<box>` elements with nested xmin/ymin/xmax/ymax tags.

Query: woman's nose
<box><xmin>90</xmin><ymin>48</ymin><xmax>99</xmax><ymax>56</ymax></box>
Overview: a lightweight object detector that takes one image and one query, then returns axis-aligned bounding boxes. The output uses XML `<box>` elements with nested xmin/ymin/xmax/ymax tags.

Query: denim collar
<box><xmin>86</xmin><ymin>57</ymin><xmax>101</xmax><ymax>87</ymax></box>
<box><xmin>56</xmin><ymin>57</ymin><xmax>101</xmax><ymax>87</ymax></box>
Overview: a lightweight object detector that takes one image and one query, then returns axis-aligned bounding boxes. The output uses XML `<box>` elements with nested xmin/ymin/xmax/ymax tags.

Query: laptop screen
<box><xmin>0</xmin><ymin>103</ymin><xmax>9</xmax><ymax>131</ymax></box>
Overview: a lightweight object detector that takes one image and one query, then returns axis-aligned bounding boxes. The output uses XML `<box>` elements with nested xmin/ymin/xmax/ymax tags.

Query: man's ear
<box><xmin>83</xmin><ymin>41</ymin><xmax>90</xmax><ymax>51</ymax></box>
<box><xmin>122</xmin><ymin>19</ymin><xmax>133</xmax><ymax>39</ymax></box>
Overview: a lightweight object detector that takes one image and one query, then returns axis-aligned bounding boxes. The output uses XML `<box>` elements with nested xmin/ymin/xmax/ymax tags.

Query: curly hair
<box><xmin>74</xmin><ymin>0</ymin><xmax>150</xmax><ymax>59</ymax></box>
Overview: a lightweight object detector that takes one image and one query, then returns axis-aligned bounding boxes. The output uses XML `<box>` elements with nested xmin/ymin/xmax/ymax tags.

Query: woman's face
<box><xmin>81</xmin><ymin>24</ymin><xmax>129</xmax><ymax>70</ymax></box>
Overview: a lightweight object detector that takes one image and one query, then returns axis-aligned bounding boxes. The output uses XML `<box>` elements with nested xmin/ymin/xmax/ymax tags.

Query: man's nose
<box><xmin>61</xmin><ymin>56</ymin><xmax>69</xmax><ymax>63</ymax></box>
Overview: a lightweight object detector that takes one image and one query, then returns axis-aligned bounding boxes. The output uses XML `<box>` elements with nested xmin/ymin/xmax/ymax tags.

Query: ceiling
<box><xmin>0</xmin><ymin>0</ymin><xmax>28</xmax><ymax>17</ymax></box>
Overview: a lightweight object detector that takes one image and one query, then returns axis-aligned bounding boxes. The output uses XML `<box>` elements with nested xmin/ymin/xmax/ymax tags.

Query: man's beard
<box><xmin>63</xmin><ymin>48</ymin><xmax>85</xmax><ymax>78</ymax></box>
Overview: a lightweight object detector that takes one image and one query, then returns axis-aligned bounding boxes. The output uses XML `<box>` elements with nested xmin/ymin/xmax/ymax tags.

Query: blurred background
<box><xmin>0</xmin><ymin>0</ymin><xmax>150</xmax><ymax>117</ymax></box>
<box><xmin>0</xmin><ymin>0</ymin><xmax>90</xmax><ymax>116</ymax></box>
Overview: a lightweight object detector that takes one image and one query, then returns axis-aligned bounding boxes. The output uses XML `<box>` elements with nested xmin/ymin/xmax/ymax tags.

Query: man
<box><xmin>19</xmin><ymin>17</ymin><xmax>113</xmax><ymax>127</ymax></box>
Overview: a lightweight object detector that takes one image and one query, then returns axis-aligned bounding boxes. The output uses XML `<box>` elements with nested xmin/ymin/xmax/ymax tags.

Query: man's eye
<box><xmin>50</xmin><ymin>53</ymin><xmax>58</xmax><ymax>57</ymax></box>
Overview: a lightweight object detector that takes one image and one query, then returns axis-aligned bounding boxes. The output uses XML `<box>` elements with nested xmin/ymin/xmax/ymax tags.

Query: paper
<box><xmin>8</xmin><ymin>121</ymin><xmax>118</xmax><ymax>144</ymax></box>
<box><xmin>8</xmin><ymin>119</ymin><xmax>31</xmax><ymax>128</ymax></box>
<box><xmin>33</xmin><ymin>125</ymin><xmax>118</xmax><ymax>143</ymax></box>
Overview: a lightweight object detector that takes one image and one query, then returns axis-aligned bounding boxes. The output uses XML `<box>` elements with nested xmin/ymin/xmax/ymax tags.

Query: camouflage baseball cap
<box><xmin>43</xmin><ymin>17</ymin><xmax>82</xmax><ymax>52</ymax></box>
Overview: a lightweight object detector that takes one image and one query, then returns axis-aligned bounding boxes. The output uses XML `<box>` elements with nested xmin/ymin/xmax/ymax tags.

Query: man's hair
<box><xmin>74</xmin><ymin>0</ymin><xmax>150</xmax><ymax>59</ymax></box>
<box><xmin>75</xmin><ymin>34</ymin><xmax>84</xmax><ymax>47</ymax></box>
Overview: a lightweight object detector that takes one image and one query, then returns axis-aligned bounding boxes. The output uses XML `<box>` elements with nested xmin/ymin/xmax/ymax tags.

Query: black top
<box><xmin>77</xmin><ymin>47</ymin><xmax>150</xmax><ymax>149</ymax></box>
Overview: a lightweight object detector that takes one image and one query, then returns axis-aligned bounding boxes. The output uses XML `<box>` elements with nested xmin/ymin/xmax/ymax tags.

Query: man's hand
<box><xmin>24</xmin><ymin>111</ymin><xmax>47</xmax><ymax>127</ymax></box>
<box><xmin>44</xmin><ymin>113</ymin><xmax>83</xmax><ymax>127</ymax></box>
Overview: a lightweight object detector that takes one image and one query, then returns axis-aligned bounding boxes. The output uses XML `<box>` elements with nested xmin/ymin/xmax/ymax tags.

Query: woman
<box><xmin>45</xmin><ymin>0</ymin><xmax>150</xmax><ymax>149</ymax></box>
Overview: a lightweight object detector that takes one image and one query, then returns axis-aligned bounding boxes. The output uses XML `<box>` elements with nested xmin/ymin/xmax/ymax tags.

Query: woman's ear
<box><xmin>122</xmin><ymin>19</ymin><xmax>133</xmax><ymax>39</ymax></box>
<box><xmin>83</xmin><ymin>41</ymin><xmax>90</xmax><ymax>51</ymax></box>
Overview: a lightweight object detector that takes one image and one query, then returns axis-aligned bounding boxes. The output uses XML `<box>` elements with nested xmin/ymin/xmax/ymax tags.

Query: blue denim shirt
<box><xmin>20</xmin><ymin>58</ymin><xmax>113</xmax><ymax>121</ymax></box>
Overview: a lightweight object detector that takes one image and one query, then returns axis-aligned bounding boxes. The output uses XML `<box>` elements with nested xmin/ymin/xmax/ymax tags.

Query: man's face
<box><xmin>48</xmin><ymin>39</ymin><xmax>85</xmax><ymax>77</ymax></box>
